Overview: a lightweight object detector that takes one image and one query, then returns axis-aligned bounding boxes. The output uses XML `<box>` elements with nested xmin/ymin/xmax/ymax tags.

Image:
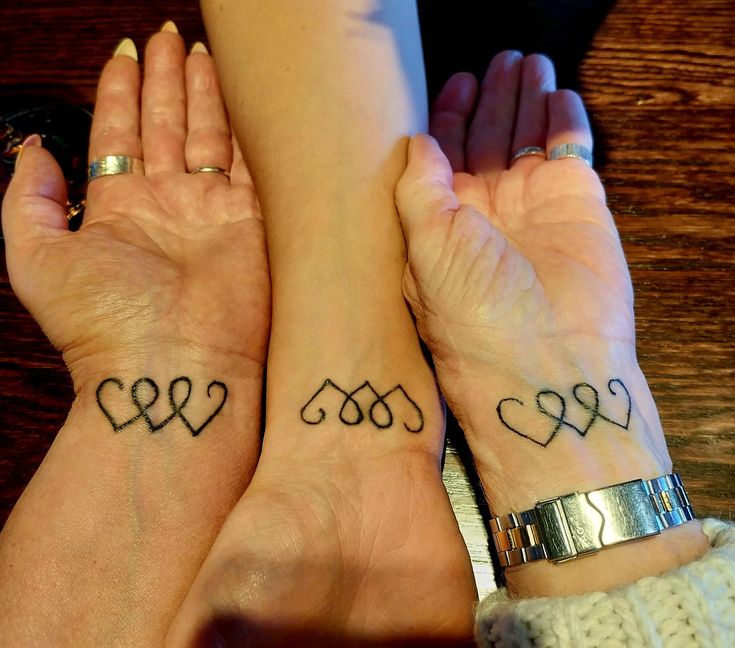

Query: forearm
<box><xmin>201</xmin><ymin>1</ymin><xmax>438</xmax><ymax>445</ymax></box>
<box><xmin>200</xmin><ymin>0</ymin><xmax>427</xmax><ymax>218</ymax></box>
<box><xmin>0</xmin><ymin>353</ymin><xmax>262</xmax><ymax>645</ymax></box>
<box><xmin>446</xmin><ymin>342</ymin><xmax>667</xmax><ymax>510</ymax></box>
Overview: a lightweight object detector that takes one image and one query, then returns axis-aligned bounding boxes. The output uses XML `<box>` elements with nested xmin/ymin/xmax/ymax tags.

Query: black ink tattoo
<box><xmin>496</xmin><ymin>378</ymin><xmax>631</xmax><ymax>447</ymax></box>
<box><xmin>96</xmin><ymin>376</ymin><xmax>228</xmax><ymax>436</ymax></box>
<box><xmin>300</xmin><ymin>379</ymin><xmax>424</xmax><ymax>433</ymax></box>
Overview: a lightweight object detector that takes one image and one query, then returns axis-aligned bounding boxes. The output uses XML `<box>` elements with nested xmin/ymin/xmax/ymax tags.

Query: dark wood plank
<box><xmin>576</xmin><ymin>0</ymin><xmax>735</xmax><ymax>520</ymax></box>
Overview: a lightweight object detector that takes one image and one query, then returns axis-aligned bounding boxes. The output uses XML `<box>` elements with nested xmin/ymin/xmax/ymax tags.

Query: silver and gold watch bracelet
<box><xmin>489</xmin><ymin>473</ymin><xmax>695</xmax><ymax>567</ymax></box>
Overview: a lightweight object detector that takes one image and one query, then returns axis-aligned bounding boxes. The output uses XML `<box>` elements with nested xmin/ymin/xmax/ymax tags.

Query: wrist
<box><xmin>436</xmin><ymin>353</ymin><xmax>672</xmax><ymax>513</ymax></box>
<box><xmin>65</xmin><ymin>340</ymin><xmax>265</xmax><ymax>396</ymax></box>
<box><xmin>505</xmin><ymin>518</ymin><xmax>711</xmax><ymax>598</ymax></box>
<box><xmin>66</xmin><ymin>347</ymin><xmax>265</xmax><ymax>444</ymax></box>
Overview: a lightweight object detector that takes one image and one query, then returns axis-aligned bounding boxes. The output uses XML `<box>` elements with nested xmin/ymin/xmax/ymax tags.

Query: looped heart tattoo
<box><xmin>496</xmin><ymin>378</ymin><xmax>631</xmax><ymax>447</ymax></box>
<box><xmin>96</xmin><ymin>376</ymin><xmax>228</xmax><ymax>437</ymax></box>
<box><xmin>300</xmin><ymin>379</ymin><xmax>424</xmax><ymax>433</ymax></box>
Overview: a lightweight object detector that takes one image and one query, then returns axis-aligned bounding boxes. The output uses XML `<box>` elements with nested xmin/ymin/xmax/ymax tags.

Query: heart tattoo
<box><xmin>96</xmin><ymin>376</ymin><xmax>228</xmax><ymax>437</ymax></box>
<box><xmin>496</xmin><ymin>378</ymin><xmax>631</xmax><ymax>447</ymax></box>
<box><xmin>300</xmin><ymin>379</ymin><xmax>424</xmax><ymax>432</ymax></box>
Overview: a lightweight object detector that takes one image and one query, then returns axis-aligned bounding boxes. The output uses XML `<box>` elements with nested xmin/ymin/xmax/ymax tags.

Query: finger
<box><xmin>185</xmin><ymin>42</ymin><xmax>232</xmax><ymax>175</ymax></box>
<box><xmin>429</xmin><ymin>72</ymin><xmax>477</xmax><ymax>173</ymax></box>
<box><xmin>230</xmin><ymin>135</ymin><xmax>263</xmax><ymax>221</ymax></box>
<box><xmin>466</xmin><ymin>50</ymin><xmax>523</xmax><ymax>177</ymax></box>
<box><xmin>546</xmin><ymin>89</ymin><xmax>594</xmax><ymax>161</ymax></box>
<box><xmin>88</xmin><ymin>38</ymin><xmax>142</xmax><ymax>164</ymax></box>
<box><xmin>2</xmin><ymin>136</ymin><xmax>69</xmax><ymax>246</ymax></box>
<box><xmin>395</xmin><ymin>134</ymin><xmax>459</xmax><ymax>242</ymax></box>
<box><xmin>141</xmin><ymin>21</ymin><xmax>187</xmax><ymax>175</ymax></box>
<box><xmin>230</xmin><ymin>135</ymin><xmax>255</xmax><ymax>189</ymax></box>
<box><xmin>510</xmin><ymin>54</ymin><xmax>556</xmax><ymax>168</ymax></box>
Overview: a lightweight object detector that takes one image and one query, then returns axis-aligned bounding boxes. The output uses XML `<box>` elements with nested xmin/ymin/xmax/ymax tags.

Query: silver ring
<box><xmin>510</xmin><ymin>146</ymin><xmax>546</xmax><ymax>165</ymax></box>
<box><xmin>88</xmin><ymin>155</ymin><xmax>144</xmax><ymax>182</ymax></box>
<box><xmin>190</xmin><ymin>166</ymin><xmax>230</xmax><ymax>179</ymax></box>
<box><xmin>548</xmin><ymin>143</ymin><xmax>593</xmax><ymax>167</ymax></box>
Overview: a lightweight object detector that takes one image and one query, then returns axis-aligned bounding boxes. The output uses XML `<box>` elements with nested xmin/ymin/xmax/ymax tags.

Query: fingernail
<box><xmin>161</xmin><ymin>20</ymin><xmax>179</xmax><ymax>34</ymax></box>
<box><xmin>506</xmin><ymin>50</ymin><xmax>523</xmax><ymax>65</ymax></box>
<box><xmin>455</xmin><ymin>76</ymin><xmax>474</xmax><ymax>105</ymax></box>
<box><xmin>22</xmin><ymin>134</ymin><xmax>41</xmax><ymax>148</ymax></box>
<box><xmin>15</xmin><ymin>134</ymin><xmax>42</xmax><ymax>171</ymax></box>
<box><xmin>190</xmin><ymin>41</ymin><xmax>208</xmax><ymax>54</ymax></box>
<box><xmin>113</xmin><ymin>37</ymin><xmax>138</xmax><ymax>61</ymax></box>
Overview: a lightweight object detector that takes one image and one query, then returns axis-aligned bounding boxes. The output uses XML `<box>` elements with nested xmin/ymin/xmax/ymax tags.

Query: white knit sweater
<box><xmin>475</xmin><ymin>518</ymin><xmax>735</xmax><ymax>647</ymax></box>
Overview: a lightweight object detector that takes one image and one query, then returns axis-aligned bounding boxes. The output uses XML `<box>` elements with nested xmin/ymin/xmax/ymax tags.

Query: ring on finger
<box><xmin>65</xmin><ymin>199</ymin><xmax>86</xmax><ymax>221</ymax></box>
<box><xmin>189</xmin><ymin>166</ymin><xmax>230</xmax><ymax>179</ymax></box>
<box><xmin>548</xmin><ymin>143</ymin><xmax>593</xmax><ymax>167</ymax></box>
<box><xmin>88</xmin><ymin>155</ymin><xmax>144</xmax><ymax>182</ymax></box>
<box><xmin>510</xmin><ymin>146</ymin><xmax>546</xmax><ymax>165</ymax></box>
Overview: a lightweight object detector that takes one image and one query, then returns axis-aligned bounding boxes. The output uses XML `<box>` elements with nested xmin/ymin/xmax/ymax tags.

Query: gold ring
<box><xmin>65</xmin><ymin>199</ymin><xmax>86</xmax><ymax>221</ymax></box>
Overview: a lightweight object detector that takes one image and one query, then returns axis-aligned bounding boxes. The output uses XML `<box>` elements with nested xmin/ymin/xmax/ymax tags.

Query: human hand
<box><xmin>396</xmin><ymin>52</ymin><xmax>670</xmax><ymax>482</ymax></box>
<box><xmin>397</xmin><ymin>52</ymin><xmax>670</xmax><ymax>496</ymax></box>
<box><xmin>2</xmin><ymin>31</ymin><xmax>269</xmax><ymax>389</ymax></box>
<box><xmin>0</xmin><ymin>26</ymin><xmax>270</xmax><ymax>645</ymax></box>
<box><xmin>397</xmin><ymin>51</ymin><xmax>633</xmax><ymax>384</ymax></box>
<box><xmin>395</xmin><ymin>52</ymin><xmax>709</xmax><ymax>596</ymax></box>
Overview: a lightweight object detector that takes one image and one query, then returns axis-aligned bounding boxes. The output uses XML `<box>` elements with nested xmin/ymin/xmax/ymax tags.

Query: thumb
<box><xmin>395</xmin><ymin>133</ymin><xmax>460</xmax><ymax>243</ymax></box>
<box><xmin>2</xmin><ymin>134</ymin><xmax>70</xmax><ymax>247</ymax></box>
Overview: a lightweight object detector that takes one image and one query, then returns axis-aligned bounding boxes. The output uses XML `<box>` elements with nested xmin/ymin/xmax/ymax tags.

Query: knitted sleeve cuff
<box><xmin>475</xmin><ymin>518</ymin><xmax>735</xmax><ymax>647</ymax></box>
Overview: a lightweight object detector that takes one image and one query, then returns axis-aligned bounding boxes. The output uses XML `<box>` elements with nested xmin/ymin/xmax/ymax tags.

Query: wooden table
<box><xmin>2</xmin><ymin>0</ymin><xmax>734</xmax><ymax>598</ymax></box>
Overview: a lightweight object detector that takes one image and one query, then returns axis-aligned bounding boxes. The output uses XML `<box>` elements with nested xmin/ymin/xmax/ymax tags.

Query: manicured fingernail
<box><xmin>15</xmin><ymin>134</ymin><xmax>42</xmax><ymax>170</ymax></box>
<box><xmin>22</xmin><ymin>134</ymin><xmax>41</xmax><ymax>148</ymax></box>
<box><xmin>161</xmin><ymin>20</ymin><xmax>179</xmax><ymax>34</ymax></box>
<box><xmin>113</xmin><ymin>37</ymin><xmax>138</xmax><ymax>61</ymax></box>
<box><xmin>190</xmin><ymin>41</ymin><xmax>208</xmax><ymax>54</ymax></box>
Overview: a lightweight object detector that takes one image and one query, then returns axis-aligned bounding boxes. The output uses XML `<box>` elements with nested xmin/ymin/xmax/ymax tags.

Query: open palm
<box><xmin>3</xmin><ymin>33</ymin><xmax>269</xmax><ymax>384</ymax></box>
<box><xmin>397</xmin><ymin>53</ymin><xmax>634</xmax><ymax>378</ymax></box>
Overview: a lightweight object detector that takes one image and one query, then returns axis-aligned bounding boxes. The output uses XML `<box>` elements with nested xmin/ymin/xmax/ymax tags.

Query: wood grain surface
<box><xmin>1</xmin><ymin>0</ymin><xmax>733</xmax><ymax>598</ymax></box>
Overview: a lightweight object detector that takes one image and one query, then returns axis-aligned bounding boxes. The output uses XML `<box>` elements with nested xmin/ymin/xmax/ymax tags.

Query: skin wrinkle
<box><xmin>518</xmin><ymin>246</ymin><xmax>634</xmax><ymax>330</ymax></box>
<box><xmin>80</xmin><ymin>211</ymin><xmax>167</xmax><ymax>255</ymax></box>
<box><xmin>429</xmin><ymin>214</ymin><xmax>467</xmax><ymax>299</ymax></box>
<box><xmin>515</xmin><ymin>230</ymin><xmax>625</xmax><ymax>293</ymax></box>
<box><xmin>464</xmin><ymin>230</ymin><xmax>508</xmax><ymax>309</ymax></box>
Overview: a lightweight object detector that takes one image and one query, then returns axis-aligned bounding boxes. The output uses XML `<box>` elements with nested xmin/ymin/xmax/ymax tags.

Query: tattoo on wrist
<box><xmin>96</xmin><ymin>377</ymin><xmax>228</xmax><ymax>436</ymax></box>
<box><xmin>300</xmin><ymin>379</ymin><xmax>424</xmax><ymax>432</ymax></box>
<box><xmin>497</xmin><ymin>378</ymin><xmax>631</xmax><ymax>447</ymax></box>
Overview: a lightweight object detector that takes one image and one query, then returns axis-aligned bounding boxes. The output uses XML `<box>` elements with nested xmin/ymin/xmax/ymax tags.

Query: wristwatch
<box><xmin>489</xmin><ymin>472</ymin><xmax>695</xmax><ymax>567</ymax></box>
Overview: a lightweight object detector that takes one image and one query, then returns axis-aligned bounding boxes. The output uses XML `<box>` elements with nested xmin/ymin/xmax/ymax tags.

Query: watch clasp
<box><xmin>535</xmin><ymin>479</ymin><xmax>663</xmax><ymax>563</ymax></box>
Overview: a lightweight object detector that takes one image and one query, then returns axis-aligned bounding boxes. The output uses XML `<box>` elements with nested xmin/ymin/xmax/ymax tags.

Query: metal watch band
<box><xmin>489</xmin><ymin>472</ymin><xmax>695</xmax><ymax>568</ymax></box>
